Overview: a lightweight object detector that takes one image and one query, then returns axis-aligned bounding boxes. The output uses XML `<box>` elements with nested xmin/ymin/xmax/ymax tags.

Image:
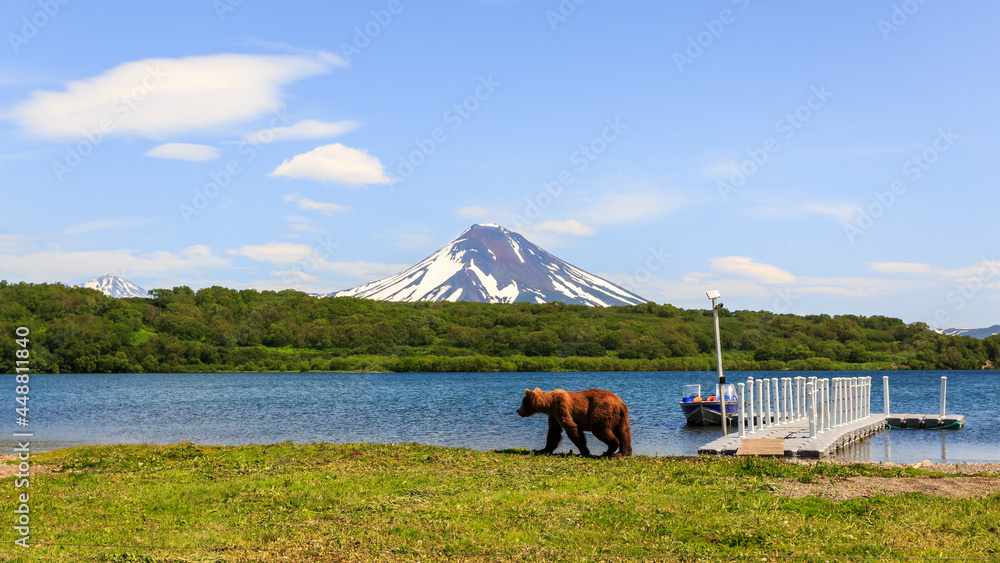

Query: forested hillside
<box><xmin>1</xmin><ymin>281</ymin><xmax>997</xmax><ymax>374</ymax></box>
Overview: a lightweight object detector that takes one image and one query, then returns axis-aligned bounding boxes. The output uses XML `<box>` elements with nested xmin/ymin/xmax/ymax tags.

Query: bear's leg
<box><xmin>615</xmin><ymin>426</ymin><xmax>632</xmax><ymax>457</ymax></box>
<box><xmin>591</xmin><ymin>427</ymin><xmax>620</xmax><ymax>457</ymax></box>
<box><xmin>615</xmin><ymin>413</ymin><xmax>632</xmax><ymax>456</ymax></box>
<box><xmin>562</xmin><ymin>424</ymin><xmax>592</xmax><ymax>457</ymax></box>
<box><xmin>536</xmin><ymin>416</ymin><xmax>563</xmax><ymax>454</ymax></box>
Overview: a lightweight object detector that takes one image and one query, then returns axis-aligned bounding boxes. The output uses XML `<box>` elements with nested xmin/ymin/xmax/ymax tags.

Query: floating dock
<box><xmin>697</xmin><ymin>375</ymin><xmax>964</xmax><ymax>459</ymax></box>
<box><xmin>699</xmin><ymin>414</ymin><xmax>886</xmax><ymax>458</ymax></box>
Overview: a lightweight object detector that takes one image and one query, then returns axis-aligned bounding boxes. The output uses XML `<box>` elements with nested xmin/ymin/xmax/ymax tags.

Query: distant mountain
<box><xmin>83</xmin><ymin>274</ymin><xmax>152</xmax><ymax>299</ymax></box>
<box><xmin>937</xmin><ymin>325</ymin><xmax>1000</xmax><ymax>339</ymax></box>
<box><xmin>332</xmin><ymin>223</ymin><xmax>648</xmax><ymax>306</ymax></box>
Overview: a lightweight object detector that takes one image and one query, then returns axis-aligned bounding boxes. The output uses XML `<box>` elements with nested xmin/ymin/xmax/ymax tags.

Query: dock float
<box><xmin>885</xmin><ymin>414</ymin><xmax>965</xmax><ymax>430</ymax></box>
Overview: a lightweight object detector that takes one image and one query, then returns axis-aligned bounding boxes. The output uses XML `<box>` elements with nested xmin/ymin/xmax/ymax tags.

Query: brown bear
<box><xmin>517</xmin><ymin>387</ymin><xmax>632</xmax><ymax>457</ymax></box>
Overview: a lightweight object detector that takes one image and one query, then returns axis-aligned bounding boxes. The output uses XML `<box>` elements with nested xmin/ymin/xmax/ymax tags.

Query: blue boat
<box><xmin>680</xmin><ymin>383</ymin><xmax>739</xmax><ymax>426</ymax></box>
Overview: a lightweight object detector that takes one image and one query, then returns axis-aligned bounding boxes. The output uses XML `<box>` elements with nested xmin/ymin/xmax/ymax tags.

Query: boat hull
<box><xmin>680</xmin><ymin>401</ymin><xmax>739</xmax><ymax>426</ymax></box>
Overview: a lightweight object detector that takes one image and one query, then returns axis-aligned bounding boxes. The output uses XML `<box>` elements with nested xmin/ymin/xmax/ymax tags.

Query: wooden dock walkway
<box><xmin>699</xmin><ymin>414</ymin><xmax>887</xmax><ymax>458</ymax></box>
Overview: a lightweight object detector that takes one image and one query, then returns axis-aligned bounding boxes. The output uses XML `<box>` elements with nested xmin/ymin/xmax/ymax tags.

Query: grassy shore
<box><xmin>2</xmin><ymin>442</ymin><xmax>999</xmax><ymax>562</ymax></box>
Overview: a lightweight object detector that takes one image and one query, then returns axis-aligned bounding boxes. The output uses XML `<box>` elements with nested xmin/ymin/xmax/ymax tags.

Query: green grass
<box><xmin>2</xmin><ymin>443</ymin><xmax>999</xmax><ymax>562</ymax></box>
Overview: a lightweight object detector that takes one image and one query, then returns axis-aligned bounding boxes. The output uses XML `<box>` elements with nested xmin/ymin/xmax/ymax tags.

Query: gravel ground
<box><xmin>791</xmin><ymin>458</ymin><xmax>1000</xmax><ymax>475</ymax></box>
<box><xmin>781</xmin><ymin>459</ymin><xmax>1000</xmax><ymax>500</ymax></box>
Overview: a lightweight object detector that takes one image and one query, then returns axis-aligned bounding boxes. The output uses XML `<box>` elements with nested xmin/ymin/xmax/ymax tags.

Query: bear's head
<box><xmin>517</xmin><ymin>387</ymin><xmax>548</xmax><ymax>417</ymax></box>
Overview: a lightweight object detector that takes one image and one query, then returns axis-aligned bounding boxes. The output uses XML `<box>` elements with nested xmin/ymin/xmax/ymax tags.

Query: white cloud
<box><xmin>584</xmin><ymin>192</ymin><xmax>680</xmax><ymax>224</ymax></box>
<box><xmin>283</xmin><ymin>193</ymin><xmax>347</xmax><ymax>215</ymax></box>
<box><xmin>226</xmin><ymin>242</ymin><xmax>315</xmax><ymax>266</ymax></box>
<box><xmin>281</xmin><ymin>216</ymin><xmax>326</xmax><ymax>234</ymax></box>
<box><xmin>143</xmin><ymin>142</ymin><xmax>220</xmax><ymax>161</ymax></box>
<box><xmin>457</xmin><ymin>206</ymin><xmax>491</xmax><ymax>219</ymax></box>
<box><xmin>607</xmin><ymin>255</ymin><xmax>999</xmax><ymax>326</ymax></box>
<box><xmin>708</xmin><ymin>256</ymin><xmax>798</xmax><ymax>285</ymax></box>
<box><xmin>8</xmin><ymin>52</ymin><xmax>340</xmax><ymax>140</ymax></box>
<box><xmin>534</xmin><ymin>219</ymin><xmax>597</xmax><ymax>236</ymax></box>
<box><xmin>398</xmin><ymin>233</ymin><xmax>433</xmax><ymax>249</ymax></box>
<box><xmin>749</xmin><ymin>200</ymin><xmax>858</xmax><ymax>223</ymax></box>
<box><xmin>322</xmin><ymin>261</ymin><xmax>409</xmax><ymax>279</ymax></box>
<box><xmin>243</xmin><ymin>119</ymin><xmax>359</xmax><ymax>144</ymax></box>
<box><xmin>869</xmin><ymin>262</ymin><xmax>936</xmax><ymax>275</ymax></box>
<box><xmin>289</xmin><ymin>223</ymin><xmax>326</xmax><ymax>234</ymax></box>
<box><xmin>269</xmin><ymin>143</ymin><xmax>393</xmax><ymax>186</ymax></box>
<box><xmin>239</xmin><ymin>38</ymin><xmax>340</xmax><ymax>59</ymax></box>
<box><xmin>0</xmin><ymin>245</ymin><xmax>229</xmax><ymax>284</ymax></box>
<box><xmin>62</xmin><ymin>218</ymin><xmax>149</xmax><ymax>236</ymax></box>
<box><xmin>0</xmin><ymin>234</ymin><xmax>32</xmax><ymax>253</ymax></box>
<box><xmin>701</xmin><ymin>159</ymin><xmax>742</xmax><ymax>182</ymax></box>
<box><xmin>869</xmin><ymin>258</ymin><xmax>1000</xmax><ymax>281</ymax></box>
<box><xmin>800</xmin><ymin>201</ymin><xmax>858</xmax><ymax>223</ymax></box>
<box><xmin>226</xmin><ymin>239</ymin><xmax>409</xmax><ymax>292</ymax></box>
<box><xmin>271</xmin><ymin>260</ymin><xmax>410</xmax><ymax>293</ymax></box>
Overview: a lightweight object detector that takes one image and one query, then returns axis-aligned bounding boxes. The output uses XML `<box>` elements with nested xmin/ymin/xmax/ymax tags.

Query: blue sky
<box><xmin>2</xmin><ymin>1</ymin><xmax>998</xmax><ymax>328</ymax></box>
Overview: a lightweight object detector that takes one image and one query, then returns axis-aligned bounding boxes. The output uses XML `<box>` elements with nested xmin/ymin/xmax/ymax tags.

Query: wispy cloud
<box><xmin>748</xmin><ymin>199</ymin><xmax>858</xmax><ymax>223</ymax></box>
<box><xmin>869</xmin><ymin>262</ymin><xmax>937</xmax><ymax>275</ymax></box>
<box><xmin>8</xmin><ymin>52</ymin><xmax>339</xmax><ymax>140</ymax></box>
<box><xmin>457</xmin><ymin>206</ymin><xmax>491</xmax><ymax>219</ymax></box>
<box><xmin>63</xmin><ymin>219</ymin><xmax>149</xmax><ymax>236</ymax></box>
<box><xmin>143</xmin><ymin>142</ymin><xmax>220</xmax><ymax>161</ymax></box>
<box><xmin>226</xmin><ymin>242</ymin><xmax>315</xmax><ymax>266</ymax></box>
<box><xmin>398</xmin><ymin>233</ymin><xmax>433</xmax><ymax>249</ymax></box>
<box><xmin>243</xmin><ymin>119</ymin><xmax>359</xmax><ymax>144</ymax></box>
<box><xmin>239</xmin><ymin>38</ymin><xmax>349</xmax><ymax>62</ymax></box>
<box><xmin>583</xmin><ymin>191</ymin><xmax>681</xmax><ymax>224</ymax></box>
<box><xmin>283</xmin><ymin>193</ymin><xmax>347</xmax><ymax>215</ymax></box>
<box><xmin>701</xmin><ymin>159</ymin><xmax>742</xmax><ymax>182</ymax></box>
<box><xmin>869</xmin><ymin>259</ymin><xmax>1000</xmax><ymax>281</ymax></box>
<box><xmin>534</xmin><ymin>219</ymin><xmax>597</xmax><ymax>236</ymax></box>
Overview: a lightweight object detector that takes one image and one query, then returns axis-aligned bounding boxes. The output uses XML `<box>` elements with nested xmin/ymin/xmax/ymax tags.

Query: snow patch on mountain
<box><xmin>83</xmin><ymin>274</ymin><xmax>152</xmax><ymax>299</ymax></box>
<box><xmin>936</xmin><ymin>325</ymin><xmax>1000</xmax><ymax>339</ymax></box>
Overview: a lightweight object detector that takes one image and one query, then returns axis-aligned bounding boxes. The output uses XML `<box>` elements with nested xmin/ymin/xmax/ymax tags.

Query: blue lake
<box><xmin>3</xmin><ymin>370</ymin><xmax>997</xmax><ymax>464</ymax></box>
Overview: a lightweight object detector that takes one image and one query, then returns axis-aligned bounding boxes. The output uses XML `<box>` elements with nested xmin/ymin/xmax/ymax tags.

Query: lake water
<box><xmin>3</xmin><ymin>370</ymin><xmax>997</xmax><ymax>464</ymax></box>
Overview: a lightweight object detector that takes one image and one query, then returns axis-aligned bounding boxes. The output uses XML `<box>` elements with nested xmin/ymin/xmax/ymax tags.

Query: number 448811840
<box><xmin>15</xmin><ymin>327</ymin><xmax>29</xmax><ymax>421</ymax></box>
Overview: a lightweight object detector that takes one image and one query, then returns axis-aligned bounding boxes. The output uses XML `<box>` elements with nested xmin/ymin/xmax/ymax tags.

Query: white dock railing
<box><xmin>737</xmin><ymin>376</ymin><xmax>873</xmax><ymax>438</ymax></box>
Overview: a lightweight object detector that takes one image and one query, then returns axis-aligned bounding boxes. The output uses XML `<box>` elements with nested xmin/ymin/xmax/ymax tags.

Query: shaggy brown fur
<box><xmin>517</xmin><ymin>387</ymin><xmax>632</xmax><ymax>457</ymax></box>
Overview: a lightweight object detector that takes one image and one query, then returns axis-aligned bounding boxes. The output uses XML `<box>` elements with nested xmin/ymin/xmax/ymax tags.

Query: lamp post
<box><xmin>707</xmin><ymin>290</ymin><xmax>727</xmax><ymax>436</ymax></box>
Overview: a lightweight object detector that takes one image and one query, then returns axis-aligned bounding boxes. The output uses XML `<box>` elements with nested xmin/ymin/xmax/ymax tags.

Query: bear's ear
<box><xmin>524</xmin><ymin>388</ymin><xmax>531</xmax><ymax>394</ymax></box>
<box><xmin>534</xmin><ymin>387</ymin><xmax>542</xmax><ymax>392</ymax></box>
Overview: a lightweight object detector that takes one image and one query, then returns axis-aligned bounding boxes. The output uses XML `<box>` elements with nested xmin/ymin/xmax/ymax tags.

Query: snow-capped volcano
<box><xmin>333</xmin><ymin>224</ymin><xmax>648</xmax><ymax>306</ymax></box>
<box><xmin>83</xmin><ymin>274</ymin><xmax>152</xmax><ymax>299</ymax></box>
